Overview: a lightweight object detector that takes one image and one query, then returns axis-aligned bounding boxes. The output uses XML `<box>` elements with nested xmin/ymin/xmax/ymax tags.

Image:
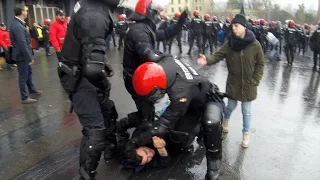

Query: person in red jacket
<box><xmin>0</xmin><ymin>23</ymin><xmax>13</xmax><ymax>70</ymax></box>
<box><xmin>49</xmin><ymin>9</ymin><xmax>67</xmax><ymax>60</ymax></box>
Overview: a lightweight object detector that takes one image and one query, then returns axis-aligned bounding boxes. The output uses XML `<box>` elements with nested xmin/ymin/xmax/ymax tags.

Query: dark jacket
<box><xmin>9</xmin><ymin>17</ymin><xmax>33</xmax><ymax>62</ymax></box>
<box><xmin>310</xmin><ymin>27</ymin><xmax>320</xmax><ymax>52</ymax></box>
<box><xmin>123</xmin><ymin>16</ymin><xmax>181</xmax><ymax>75</ymax></box>
<box><xmin>207</xmin><ymin>33</ymin><xmax>264</xmax><ymax>102</ymax></box>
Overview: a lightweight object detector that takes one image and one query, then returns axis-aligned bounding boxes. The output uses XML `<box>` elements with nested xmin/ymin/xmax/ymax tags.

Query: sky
<box><xmin>215</xmin><ymin>0</ymin><xmax>318</xmax><ymax>11</ymax></box>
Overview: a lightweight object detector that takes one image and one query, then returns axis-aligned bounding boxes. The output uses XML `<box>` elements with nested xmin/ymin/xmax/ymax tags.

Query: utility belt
<box><xmin>57</xmin><ymin>61</ymin><xmax>81</xmax><ymax>113</ymax></box>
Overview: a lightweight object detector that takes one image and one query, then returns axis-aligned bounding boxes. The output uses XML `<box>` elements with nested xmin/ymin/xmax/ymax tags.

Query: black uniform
<box><xmin>116</xmin><ymin>20</ymin><xmax>129</xmax><ymax>49</ymax></box>
<box><xmin>168</xmin><ymin>18</ymin><xmax>182</xmax><ymax>53</ymax></box>
<box><xmin>284</xmin><ymin>26</ymin><xmax>299</xmax><ymax>65</ymax></box>
<box><xmin>222</xmin><ymin>21</ymin><xmax>231</xmax><ymax>40</ymax></box>
<box><xmin>188</xmin><ymin>16</ymin><xmax>203</xmax><ymax>54</ymax></box>
<box><xmin>296</xmin><ymin>28</ymin><xmax>305</xmax><ymax>55</ymax></box>
<box><xmin>156</xmin><ymin>19</ymin><xmax>169</xmax><ymax>52</ymax></box>
<box><xmin>121</xmin><ymin>11</ymin><xmax>186</xmax><ymax>132</ymax></box>
<box><xmin>123</xmin><ymin>57</ymin><xmax>224</xmax><ymax>180</ymax></box>
<box><xmin>202</xmin><ymin>20</ymin><xmax>215</xmax><ymax>54</ymax></box>
<box><xmin>57</xmin><ymin>0</ymin><xmax>119</xmax><ymax>179</ymax></box>
<box><xmin>257</xmin><ymin>25</ymin><xmax>268</xmax><ymax>53</ymax></box>
<box><xmin>305</xmin><ymin>28</ymin><xmax>311</xmax><ymax>54</ymax></box>
<box><xmin>212</xmin><ymin>20</ymin><xmax>221</xmax><ymax>49</ymax></box>
<box><xmin>42</xmin><ymin>24</ymin><xmax>50</xmax><ymax>55</ymax></box>
<box><xmin>310</xmin><ymin>27</ymin><xmax>320</xmax><ymax>70</ymax></box>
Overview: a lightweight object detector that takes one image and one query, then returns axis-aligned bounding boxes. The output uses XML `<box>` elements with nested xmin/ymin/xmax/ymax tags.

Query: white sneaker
<box><xmin>222</xmin><ymin>119</ymin><xmax>229</xmax><ymax>133</ymax></box>
<box><xmin>242</xmin><ymin>132</ymin><xmax>250</xmax><ymax>148</ymax></box>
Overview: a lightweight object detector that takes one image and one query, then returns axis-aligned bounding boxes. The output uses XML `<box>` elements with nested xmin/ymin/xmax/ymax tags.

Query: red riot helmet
<box><xmin>174</xmin><ymin>12</ymin><xmax>181</xmax><ymax>19</ymax></box>
<box><xmin>260</xmin><ymin>19</ymin><xmax>266</xmax><ymax>25</ymax></box>
<box><xmin>296</xmin><ymin>24</ymin><xmax>302</xmax><ymax>29</ymax></box>
<box><xmin>128</xmin><ymin>0</ymin><xmax>170</xmax><ymax>23</ymax></box>
<box><xmin>225</xmin><ymin>17</ymin><xmax>230</xmax><ymax>22</ymax></box>
<box><xmin>204</xmin><ymin>14</ymin><xmax>210</xmax><ymax>20</ymax></box>
<box><xmin>212</xmin><ymin>16</ymin><xmax>217</xmax><ymax>21</ymax></box>
<box><xmin>288</xmin><ymin>20</ymin><xmax>295</xmax><ymax>27</ymax></box>
<box><xmin>133</xmin><ymin>62</ymin><xmax>167</xmax><ymax>102</ymax></box>
<box><xmin>193</xmin><ymin>10</ymin><xmax>199</xmax><ymax>16</ymax></box>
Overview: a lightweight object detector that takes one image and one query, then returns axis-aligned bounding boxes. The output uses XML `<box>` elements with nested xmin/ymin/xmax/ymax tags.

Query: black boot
<box><xmin>117</xmin><ymin>117</ymin><xmax>130</xmax><ymax>146</ymax></box>
<box><xmin>205</xmin><ymin>158</ymin><xmax>221</xmax><ymax>180</ymax></box>
<box><xmin>187</xmin><ymin>48</ymin><xmax>191</xmax><ymax>55</ymax></box>
<box><xmin>104</xmin><ymin>139</ymin><xmax>118</xmax><ymax>161</ymax></box>
<box><xmin>104</xmin><ymin>119</ymin><xmax>119</xmax><ymax>161</ymax></box>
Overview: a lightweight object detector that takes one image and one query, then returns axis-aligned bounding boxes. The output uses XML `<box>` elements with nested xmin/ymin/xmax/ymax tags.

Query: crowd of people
<box><xmin>2</xmin><ymin>0</ymin><xmax>320</xmax><ymax>180</ymax></box>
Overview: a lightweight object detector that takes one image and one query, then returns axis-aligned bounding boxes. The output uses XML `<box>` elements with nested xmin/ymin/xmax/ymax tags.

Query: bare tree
<box><xmin>295</xmin><ymin>4</ymin><xmax>306</xmax><ymax>24</ymax></box>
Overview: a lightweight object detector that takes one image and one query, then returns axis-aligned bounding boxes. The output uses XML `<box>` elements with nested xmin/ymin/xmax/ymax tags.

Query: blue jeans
<box><xmin>17</xmin><ymin>61</ymin><xmax>36</xmax><ymax>100</ymax></box>
<box><xmin>223</xmin><ymin>98</ymin><xmax>252</xmax><ymax>133</ymax></box>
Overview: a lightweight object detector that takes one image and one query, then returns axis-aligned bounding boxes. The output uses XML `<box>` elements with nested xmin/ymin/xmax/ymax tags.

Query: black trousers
<box><xmin>59</xmin><ymin>74</ymin><xmax>117</xmax><ymax>177</ymax></box>
<box><xmin>202</xmin><ymin>34</ymin><xmax>213</xmax><ymax>53</ymax></box>
<box><xmin>168</xmin><ymin>34</ymin><xmax>182</xmax><ymax>53</ymax></box>
<box><xmin>313</xmin><ymin>51</ymin><xmax>320</xmax><ymax>69</ymax></box>
<box><xmin>118</xmin><ymin>33</ymin><xmax>126</xmax><ymax>48</ymax></box>
<box><xmin>285</xmin><ymin>44</ymin><xmax>295</xmax><ymax>63</ymax></box>
<box><xmin>188</xmin><ymin>33</ymin><xmax>202</xmax><ymax>53</ymax></box>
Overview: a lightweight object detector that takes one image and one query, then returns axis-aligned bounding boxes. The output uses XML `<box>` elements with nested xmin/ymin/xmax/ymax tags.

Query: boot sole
<box><xmin>241</xmin><ymin>143</ymin><xmax>249</xmax><ymax>148</ymax></box>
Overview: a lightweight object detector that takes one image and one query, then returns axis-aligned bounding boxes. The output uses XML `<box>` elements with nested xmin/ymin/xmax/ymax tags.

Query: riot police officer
<box><xmin>223</xmin><ymin>17</ymin><xmax>231</xmax><ymax>41</ymax></box>
<box><xmin>120</xmin><ymin>0</ymin><xmax>187</xmax><ymax>139</ymax></box>
<box><xmin>168</xmin><ymin>12</ymin><xmax>183</xmax><ymax>53</ymax></box>
<box><xmin>57</xmin><ymin>0</ymin><xmax>122</xmax><ymax>179</ymax></box>
<box><xmin>116</xmin><ymin>14</ymin><xmax>129</xmax><ymax>50</ymax></box>
<box><xmin>188</xmin><ymin>10</ymin><xmax>203</xmax><ymax>55</ymax></box>
<box><xmin>123</xmin><ymin>57</ymin><xmax>225</xmax><ymax>180</ymax></box>
<box><xmin>284</xmin><ymin>20</ymin><xmax>299</xmax><ymax>65</ymax></box>
<box><xmin>156</xmin><ymin>14</ymin><xmax>169</xmax><ymax>52</ymax></box>
<box><xmin>202</xmin><ymin>14</ymin><xmax>215</xmax><ymax>54</ymax></box>
<box><xmin>310</xmin><ymin>22</ymin><xmax>320</xmax><ymax>70</ymax></box>
<box><xmin>212</xmin><ymin>16</ymin><xmax>221</xmax><ymax>50</ymax></box>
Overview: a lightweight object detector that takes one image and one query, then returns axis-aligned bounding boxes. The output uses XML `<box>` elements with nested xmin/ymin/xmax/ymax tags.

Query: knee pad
<box><xmin>80</xmin><ymin>129</ymin><xmax>106</xmax><ymax>178</ymax></box>
<box><xmin>201</xmin><ymin>102</ymin><xmax>223</xmax><ymax>155</ymax></box>
<box><xmin>82</xmin><ymin>129</ymin><xmax>106</xmax><ymax>155</ymax></box>
<box><xmin>202</xmin><ymin>102</ymin><xmax>222</xmax><ymax>133</ymax></box>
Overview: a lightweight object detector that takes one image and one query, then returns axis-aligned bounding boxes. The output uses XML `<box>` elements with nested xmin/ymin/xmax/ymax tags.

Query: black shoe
<box><xmin>46</xmin><ymin>53</ymin><xmax>51</xmax><ymax>56</ymax></box>
<box><xmin>104</xmin><ymin>143</ymin><xmax>119</xmax><ymax>161</ymax></box>
<box><xmin>205</xmin><ymin>159</ymin><xmax>221</xmax><ymax>180</ymax></box>
<box><xmin>117</xmin><ymin>117</ymin><xmax>130</xmax><ymax>144</ymax></box>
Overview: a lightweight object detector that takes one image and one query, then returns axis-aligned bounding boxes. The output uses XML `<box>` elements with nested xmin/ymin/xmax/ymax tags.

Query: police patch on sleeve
<box><xmin>74</xmin><ymin>1</ymin><xmax>81</xmax><ymax>13</ymax></box>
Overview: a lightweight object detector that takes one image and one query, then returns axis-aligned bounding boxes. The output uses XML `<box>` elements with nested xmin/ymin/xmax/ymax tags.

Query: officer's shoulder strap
<box><xmin>144</xmin><ymin>24</ymin><xmax>156</xmax><ymax>46</ymax></box>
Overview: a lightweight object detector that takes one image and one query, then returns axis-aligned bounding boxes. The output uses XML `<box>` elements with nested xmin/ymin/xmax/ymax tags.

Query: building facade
<box><xmin>0</xmin><ymin>0</ymin><xmax>77</xmax><ymax>27</ymax></box>
<box><xmin>165</xmin><ymin>0</ymin><xmax>213</xmax><ymax>18</ymax></box>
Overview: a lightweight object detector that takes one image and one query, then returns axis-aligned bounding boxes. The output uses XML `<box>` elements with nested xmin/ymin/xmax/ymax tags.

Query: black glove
<box><xmin>150</xmin><ymin>117</ymin><xmax>171</xmax><ymax>138</ymax></box>
<box><xmin>104</xmin><ymin>63</ymin><xmax>114</xmax><ymax>77</ymax></box>
<box><xmin>178</xmin><ymin>10</ymin><xmax>188</xmax><ymax>25</ymax></box>
<box><xmin>207</xmin><ymin>84</ymin><xmax>227</xmax><ymax>102</ymax></box>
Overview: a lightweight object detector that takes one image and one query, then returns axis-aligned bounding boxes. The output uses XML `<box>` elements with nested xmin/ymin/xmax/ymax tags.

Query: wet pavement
<box><xmin>1</xmin><ymin>43</ymin><xmax>320</xmax><ymax>180</ymax></box>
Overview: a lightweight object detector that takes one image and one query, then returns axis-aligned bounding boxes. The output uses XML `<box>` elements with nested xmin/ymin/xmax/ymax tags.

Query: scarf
<box><xmin>228</xmin><ymin>29</ymin><xmax>256</xmax><ymax>52</ymax></box>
